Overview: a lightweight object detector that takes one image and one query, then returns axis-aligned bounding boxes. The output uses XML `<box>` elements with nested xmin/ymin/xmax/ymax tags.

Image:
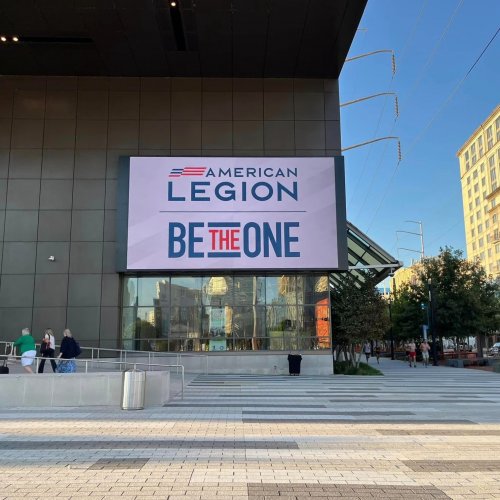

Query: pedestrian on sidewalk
<box><xmin>13</xmin><ymin>328</ymin><xmax>36</xmax><ymax>374</ymax></box>
<box><xmin>57</xmin><ymin>329</ymin><xmax>80</xmax><ymax>373</ymax></box>
<box><xmin>38</xmin><ymin>328</ymin><xmax>57</xmax><ymax>373</ymax></box>
<box><xmin>420</xmin><ymin>339</ymin><xmax>431</xmax><ymax>367</ymax></box>
<box><xmin>374</xmin><ymin>344</ymin><xmax>381</xmax><ymax>364</ymax></box>
<box><xmin>363</xmin><ymin>341</ymin><xmax>371</xmax><ymax>363</ymax></box>
<box><xmin>407</xmin><ymin>340</ymin><xmax>417</xmax><ymax>368</ymax></box>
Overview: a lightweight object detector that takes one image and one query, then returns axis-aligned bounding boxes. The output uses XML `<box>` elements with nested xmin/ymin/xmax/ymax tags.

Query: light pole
<box><xmin>342</xmin><ymin>136</ymin><xmax>402</xmax><ymax>163</ymax></box>
<box><xmin>341</xmin><ymin>92</ymin><xmax>399</xmax><ymax>119</ymax></box>
<box><xmin>389</xmin><ymin>275</ymin><xmax>396</xmax><ymax>360</ymax></box>
<box><xmin>428</xmin><ymin>278</ymin><xmax>438</xmax><ymax>366</ymax></box>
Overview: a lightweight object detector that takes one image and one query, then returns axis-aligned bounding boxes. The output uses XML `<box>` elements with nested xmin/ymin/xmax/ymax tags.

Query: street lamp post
<box><xmin>389</xmin><ymin>293</ymin><xmax>395</xmax><ymax>360</ymax></box>
<box><xmin>428</xmin><ymin>278</ymin><xmax>438</xmax><ymax>366</ymax></box>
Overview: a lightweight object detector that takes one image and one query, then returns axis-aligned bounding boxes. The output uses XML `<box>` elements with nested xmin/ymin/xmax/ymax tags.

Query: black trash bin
<box><xmin>287</xmin><ymin>354</ymin><xmax>302</xmax><ymax>376</ymax></box>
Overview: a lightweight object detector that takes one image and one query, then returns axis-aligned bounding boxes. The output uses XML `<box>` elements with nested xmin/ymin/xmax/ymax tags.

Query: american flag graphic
<box><xmin>169</xmin><ymin>166</ymin><xmax>206</xmax><ymax>178</ymax></box>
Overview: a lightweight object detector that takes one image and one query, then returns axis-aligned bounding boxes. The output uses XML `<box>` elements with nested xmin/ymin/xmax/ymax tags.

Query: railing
<box><xmin>0</xmin><ymin>340</ymin><xmax>208</xmax><ymax>375</ymax></box>
<box><xmin>2</xmin><ymin>352</ymin><xmax>185</xmax><ymax>400</ymax></box>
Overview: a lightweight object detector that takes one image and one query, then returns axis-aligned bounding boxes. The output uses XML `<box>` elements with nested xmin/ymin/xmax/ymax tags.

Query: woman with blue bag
<box><xmin>57</xmin><ymin>329</ymin><xmax>81</xmax><ymax>373</ymax></box>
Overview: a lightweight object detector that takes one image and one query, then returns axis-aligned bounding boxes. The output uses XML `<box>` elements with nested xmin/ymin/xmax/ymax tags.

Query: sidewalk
<box><xmin>0</xmin><ymin>358</ymin><xmax>499</xmax><ymax>499</ymax></box>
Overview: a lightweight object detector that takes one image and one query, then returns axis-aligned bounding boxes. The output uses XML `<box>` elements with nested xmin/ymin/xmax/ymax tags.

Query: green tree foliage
<box><xmin>331</xmin><ymin>271</ymin><xmax>389</xmax><ymax>367</ymax></box>
<box><xmin>392</xmin><ymin>247</ymin><xmax>500</xmax><ymax>342</ymax></box>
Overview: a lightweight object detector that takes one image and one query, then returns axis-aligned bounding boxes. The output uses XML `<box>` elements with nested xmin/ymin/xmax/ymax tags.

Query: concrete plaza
<box><xmin>1</xmin><ymin>358</ymin><xmax>500</xmax><ymax>500</ymax></box>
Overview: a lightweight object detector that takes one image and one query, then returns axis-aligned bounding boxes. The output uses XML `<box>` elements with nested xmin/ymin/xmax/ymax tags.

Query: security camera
<box><xmin>48</xmin><ymin>256</ymin><xmax>55</xmax><ymax>262</ymax></box>
<box><xmin>388</xmin><ymin>269</ymin><xmax>395</xmax><ymax>278</ymax></box>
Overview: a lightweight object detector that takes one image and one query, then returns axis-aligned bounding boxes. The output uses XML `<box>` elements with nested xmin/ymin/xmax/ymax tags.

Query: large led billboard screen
<box><xmin>117</xmin><ymin>157</ymin><xmax>347</xmax><ymax>271</ymax></box>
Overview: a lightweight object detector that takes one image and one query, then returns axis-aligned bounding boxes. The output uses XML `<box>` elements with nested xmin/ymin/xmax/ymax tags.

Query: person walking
<box><xmin>407</xmin><ymin>340</ymin><xmax>417</xmax><ymax>368</ymax></box>
<box><xmin>13</xmin><ymin>328</ymin><xmax>36</xmax><ymax>374</ymax></box>
<box><xmin>38</xmin><ymin>328</ymin><xmax>57</xmax><ymax>373</ymax></box>
<box><xmin>57</xmin><ymin>329</ymin><xmax>80</xmax><ymax>373</ymax></box>
<box><xmin>419</xmin><ymin>339</ymin><xmax>431</xmax><ymax>367</ymax></box>
<box><xmin>363</xmin><ymin>341</ymin><xmax>371</xmax><ymax>363</ymax></box>
<box><xmin>374</xmin><ymin>344</ymin><xmax>381</xmax><ymax>364</ymax></box>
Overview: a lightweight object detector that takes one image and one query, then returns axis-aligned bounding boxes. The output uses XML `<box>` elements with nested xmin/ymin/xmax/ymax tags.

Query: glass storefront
<box><xmin>121</xmin><ymin>274</ymin><xmax>331</xmax><ymax>352</ymax></box>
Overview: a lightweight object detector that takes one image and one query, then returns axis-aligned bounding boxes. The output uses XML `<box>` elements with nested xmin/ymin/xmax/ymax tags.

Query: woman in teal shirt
<box><xmin>13</xmin><ymin>328</ymin><xmax>36</xmax><ymax>374</ymax></box>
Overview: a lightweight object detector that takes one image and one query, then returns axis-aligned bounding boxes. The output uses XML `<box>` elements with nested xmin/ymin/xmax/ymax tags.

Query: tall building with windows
<box><xmin>457</xmin><ymin>104</ymin><xmax>500</xmax><ymax>279</ymax></box>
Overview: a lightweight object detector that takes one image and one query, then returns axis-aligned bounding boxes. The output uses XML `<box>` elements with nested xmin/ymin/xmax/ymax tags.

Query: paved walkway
<box><xmin>1</xmin><ymin>358</ymin><xmax>500</xmax><ymax>499</ymax></box>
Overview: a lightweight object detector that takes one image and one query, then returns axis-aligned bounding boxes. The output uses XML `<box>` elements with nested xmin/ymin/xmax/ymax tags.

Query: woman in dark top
<box><xmin>57</xmin><ymin>329</ymin><xmax>79</xmax><ymax>373</ymax></box>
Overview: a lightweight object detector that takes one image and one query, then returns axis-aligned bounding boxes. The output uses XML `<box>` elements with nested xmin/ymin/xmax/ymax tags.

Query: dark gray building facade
<box><xmin>0</xmin><ymin>0</ymin><xmax>367</xmax><ymax>352</ymax></box>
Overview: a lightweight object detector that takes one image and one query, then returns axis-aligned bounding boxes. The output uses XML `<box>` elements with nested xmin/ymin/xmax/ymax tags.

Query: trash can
<box><xmin>287</xmin><ymin>354</ymin><xmax>302</xmax><ymax>376</ymax></box>
<box><xmin>121</xmin><ymin>369</ymin><xmax>146</xmax><ymax>410</ymax></box>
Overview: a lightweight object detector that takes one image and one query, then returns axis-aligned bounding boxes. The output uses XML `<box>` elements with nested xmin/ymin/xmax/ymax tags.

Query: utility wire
<box><xmin>364</xmin><ymin>24</ymin><xmax>500</xmax><ymax>233</ymax></box>
<box><xmin>345</xmin><ymin>0</ymin><xmax>429</xmax><ymax>212</ymax></box>
<box><xmin>353</xmin><ymin>0</ymin><xmax>466</xmax><ymax>226</ymax></box>
<box><xmin>402</xmin><ymin>0</ymin><xmax>464</xmax><ymax>106</ymax></box>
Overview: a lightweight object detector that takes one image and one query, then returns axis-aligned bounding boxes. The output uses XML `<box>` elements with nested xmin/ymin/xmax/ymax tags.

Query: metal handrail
<box><xmin>2</xmin><ymin>353</ymin><xmax>185</xmax><ymax>400</ymax></box>
<box><xmin>0</xmin><ymin>340</ymin><xmax>207</xmax><ymax>373</ymax></box>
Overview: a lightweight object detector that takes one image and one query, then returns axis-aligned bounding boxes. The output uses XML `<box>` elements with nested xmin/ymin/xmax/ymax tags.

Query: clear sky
<box><xmin>340</xmin><ymin>0</ymin><xmax>500</xmax><ymax>271</ymax></box>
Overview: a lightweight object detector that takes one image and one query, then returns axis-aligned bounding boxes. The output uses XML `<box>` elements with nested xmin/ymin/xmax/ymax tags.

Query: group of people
<box><xmin>12</xmin><ymin>328</ymin><xmax>81</xmax><ymax>374</ymax></box>
<box><xmin>362</xmin><ymin>340</ymin><xmax>432</xmax><ymax>367</ymax></box>
<box><xmin>363</xmin><ymin>342</ymin><xmax>382</xmax><ymax>364</ymax></box>
<box><xmin>406</xmin><ymin>339</ymin><xmax>431</xmax><ymax>367</ymax></box>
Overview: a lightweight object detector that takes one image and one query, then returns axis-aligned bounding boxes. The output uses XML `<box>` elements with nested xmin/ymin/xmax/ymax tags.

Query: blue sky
<box><xmin>340</xmin><ymin>0</ymin><xmax>500</xmax><ymax>269</ymax></box>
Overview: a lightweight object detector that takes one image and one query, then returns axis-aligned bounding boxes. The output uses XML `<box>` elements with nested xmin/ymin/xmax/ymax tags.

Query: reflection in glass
<box><xmin>170</xmin><ymin>306</ymin><xmax>201</xmax><ymax>339</ymax></box>
<box><xmin>137</xmin><ymin>277</ymin><xmax>166</xmax><ymax>306</ymax></box>
<box><xmin>171</xmin><ymin>277</ymin><xmax>202</xmax><ymax>306</ymax></box>
<box><xmin>122</xmin><ymin>277</ymin><xmax>137</xmax><ymax>306</ymax></box>
<box><xmin>121</xmin><ymin>274</ymin><xmax>330</xmax><ymax>352</ymax></box>
<box><xmin>202</xmin><ymin>276</ymin><xmax>232</xmax><ymax>306</ymax></box>
<box><xmin>233</xmin><ymin>276</ymin><xmax>265</xmax><ymax>305</ymax></box>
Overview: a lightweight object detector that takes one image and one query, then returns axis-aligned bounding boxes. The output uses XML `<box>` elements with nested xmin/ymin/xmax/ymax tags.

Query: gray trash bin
<box><xmin>121</xmin><ymin>369</ymin><xmax>146</xmax><ymax>410</ymax></box>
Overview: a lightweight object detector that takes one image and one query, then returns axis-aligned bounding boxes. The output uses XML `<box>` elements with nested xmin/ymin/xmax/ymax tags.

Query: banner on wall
<box><xmin>118</xmin><ymin>157</ymin><xmax>347</xmax><ymax>271</ymax></box>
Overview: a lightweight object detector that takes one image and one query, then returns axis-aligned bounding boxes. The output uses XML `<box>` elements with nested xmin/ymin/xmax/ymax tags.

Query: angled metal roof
<box><xmin>330</xmin><ymin>221</ymin><xmax>402</xmax><ymax>289</ymax></box>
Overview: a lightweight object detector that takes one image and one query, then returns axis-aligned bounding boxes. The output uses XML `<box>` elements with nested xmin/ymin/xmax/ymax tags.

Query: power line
<box><xmin>345</xmin><ymin>0</ymin><xmax>429</xmax><ymax>211</ymax></box>
<box><xmin>363</xmin><ymin>24</ymin><xmax>500</xmax><ymax>233</ymax></box>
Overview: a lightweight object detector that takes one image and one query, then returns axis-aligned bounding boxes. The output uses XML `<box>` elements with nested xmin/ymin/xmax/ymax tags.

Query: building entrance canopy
<box><xmin>330</xmin><ymin>221</ymin><xmax>402</xmax><ymax>289</ymax></box>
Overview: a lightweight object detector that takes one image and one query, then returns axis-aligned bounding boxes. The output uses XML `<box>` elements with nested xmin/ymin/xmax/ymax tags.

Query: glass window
<box><xmin>475</xmin><ymin>197</ymin><xmax>480</xmax><ymax>207</ymax></box>
<box><xmin>489</xmin><ymin>156</ymin><xmax>495</xmax><ymax>168</ymax></box>
<box><xmin>474</xmin><ymin>183</ymin><xmax>479</xmax><ymax>192</ymax></box>
<box><xmin>171</xmin><ymin>277</ymin><xmax>202</xmax><ymax>306</ymax></box>
<box><xmin>471</xmin><ymin>143</ymin><xmax>477</xmax><ymax>164</ymax></box>
<box><xmin>473</xmin><ymin>170</ymin><xmax>478</xmax><ymax>179</ymax></box>
<box><xmin>121</xmin><ymin>273</ymin><xmax>330</xmax><ymax>352</ymax></box>
<box><xmin>467</xmin><ymin>176</ymin><xmax>471</xmax><ymax>185</ymax></box>
<box><xmin>301</xmin><ymin>275</ymin><xmax>330</xmax><ymax>305</ymax></box>
<box><xmin>486</xmin><ymin>219</ymin><xmax>490</xmax><ymax>228</ymax></box>
<box><xmin>495</xmin><ymin>243</ymin><xmax>500</xmax><ymax>253</ymax></box>
<box><xmin>479</xmin><ymin>237</ymin><xmax>484</xmax><ymax>247</ymax></box>
<box><xmin>123</xmin><ymin>277</ymin><xmax>138</xmax><ymax>306</ymax></box>
<box><xmin>233</xmin><ymin>276</ymin><xmax>266</xmax><ymax>305</ymax></box>
<box><xmin>468</xmin><ymin>202</ymin><xmax>473</xmax><ymax>211</ymax></box>
<box><xmin>465</xmin><ymin>151</ymin><xmax>470</xmax><ymax>170</ymax></box>
<box><xmin>478</xmin><ymin>137</ymin><xmax>483</xmax><ymax>157</ymax></box>
<box><xmin>202</xmin><ymin>276</ymin><xmax>232</xmax><ymax>306</ymax></box>
<box><xmin>138</xmin><ymin>277</ymin><xmax>169</xmax><ymax>306</ymax></box>
<box><xmin>478</xmin><ymin>223</ymin><xmax>483</xmax><ymax>233</ymax></box>
<box><xmin>171</xmin><ymin>305</ymin><xmax>201</xmax><ymax>339</ymax></box>
<box><xmin>482</xmin><ymin>177</ymin><xmax>486</xmax><ymax>187</ymax></box>
<box><xmin>477</xmin><ymin>210</ymin><xmax>481</xmax><ymax>219</ymax></box>
<box><xmin>266</xmin><ymin>276</ymin><xmax>297</xmax><ymax>305</ymax></box>
<box><xmin>496</xmin><ymin>116</ymin><xmax>500</xmax><ymax>141</ymax></box>
<box><xmin>487</xmin><ymin>126</ymin><xmax>493</xmax><ymax>149</ymax></box>
<box><xmin>471</xmin><ymin>228</ymin><xmax>475</xmax><ymax>237</ymax></box>
<box><xmin>470</xmin><ymin>215</ymin><xmax>474</xmax><ymax>224</ymax></box>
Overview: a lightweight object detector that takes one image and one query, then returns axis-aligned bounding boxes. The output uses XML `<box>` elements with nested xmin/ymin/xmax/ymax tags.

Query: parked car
<box><xmin>488</xmin><ymin>342</ymin><xmax>500</xmax><ymax>355</ymax></box>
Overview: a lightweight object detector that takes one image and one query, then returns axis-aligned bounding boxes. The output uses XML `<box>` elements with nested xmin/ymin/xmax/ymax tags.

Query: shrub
<box><xmin>334</xmin><ymin>361</ymin><xmax>383</xmax><ymax>376</ymax></box>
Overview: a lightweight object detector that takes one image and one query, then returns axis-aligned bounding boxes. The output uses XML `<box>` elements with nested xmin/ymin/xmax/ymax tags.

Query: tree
<box><xmin>331</xmin><ymin>271</ymin><xmax>389</xmax><ymax>367</ymax></box>
<box><xmin>392</xmin><ymin>247</ymin><xmax>500</xmax><ymax>350</ymax></box>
